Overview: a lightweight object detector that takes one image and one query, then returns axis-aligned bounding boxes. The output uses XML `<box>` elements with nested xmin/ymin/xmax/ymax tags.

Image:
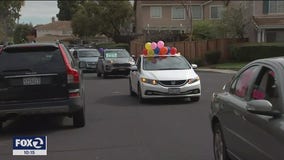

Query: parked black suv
<box><xmin>0</xmin><ymin>43</ymin><xmax>85</xmax><ymax>128</ymax></box>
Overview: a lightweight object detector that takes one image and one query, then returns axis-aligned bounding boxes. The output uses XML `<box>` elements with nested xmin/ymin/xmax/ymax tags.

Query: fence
<box><xmin>130</xmin><ymin>38</ymin><xmax>247</xmax><ymax>63</ymax></box>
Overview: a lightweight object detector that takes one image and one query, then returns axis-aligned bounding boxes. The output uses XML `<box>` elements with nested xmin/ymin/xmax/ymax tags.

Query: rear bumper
<box><xmin>0</xmin><ymin>97</ymin><xmax>82</xmax><ymax>118</ymax></box>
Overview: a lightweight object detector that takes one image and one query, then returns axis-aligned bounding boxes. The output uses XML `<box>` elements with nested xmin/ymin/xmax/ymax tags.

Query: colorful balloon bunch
<box><xmin>142</xmin><ymin>40</ymin><xmax>178</xmax><ymax>56</ymax></box>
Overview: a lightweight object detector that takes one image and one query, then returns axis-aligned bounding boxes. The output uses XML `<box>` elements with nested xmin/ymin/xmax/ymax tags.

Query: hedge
<box><xmin>229</xmin><ymin>43</ymin><xmax>284</xmax><ymax>62</ymax></box>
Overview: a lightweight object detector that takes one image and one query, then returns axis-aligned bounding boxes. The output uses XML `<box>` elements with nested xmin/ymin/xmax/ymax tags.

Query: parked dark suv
<box><xmin>0</xmin><ymin>43</ymin><xmax>85</xmax><ymax>128</ymax></box>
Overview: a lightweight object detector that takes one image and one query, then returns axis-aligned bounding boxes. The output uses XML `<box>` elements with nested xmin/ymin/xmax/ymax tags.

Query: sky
<box><xmin>19</xmin><ymin>1</ymin><xmax>59</xmax><ymax>26</ymax></box>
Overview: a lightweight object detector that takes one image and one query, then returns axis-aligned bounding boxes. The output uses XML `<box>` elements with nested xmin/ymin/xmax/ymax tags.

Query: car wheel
<box><xmin>103</xmin><ymin>72</ymin><xmax>108</xmax><ymax>79</ymax></box>
<box><xmin>73</xmin><ymin>109</ymin><xmax>85</xmax><ymax>128</ymax></box>
<box><xmin>97</xmin><ymin>71</ymin><xmax>101</xmax><ymax>77</ymax></box>
<box><xmin>129</xmin><ymin>78</ymin><xmax>136</xmax><ymax>96</ymax></box>
<box><xmin>213</xmin><ymin>123</ymin><xmax>230</xmax><ymax>160</ymax></box>
<box><xmin>191</xmin><ymin>96</ymin><xmax>200</xmax><ymax>102</ymax></box>
<box><xmin>137</xmin><ymin>84</ymin><xmax>145</xmax><ymax>103</ymax></box>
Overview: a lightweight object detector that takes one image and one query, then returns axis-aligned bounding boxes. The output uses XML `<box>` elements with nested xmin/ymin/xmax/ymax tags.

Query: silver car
<box><xmin>96</xmin><ymin>49</ymin><xmax>135</xmax><ymax>78</ymax></box>
<box><xmin>210</xmin><ymin>57</ymin><xmax>284</xmax><ymax>160</ymax></box>
<box><xmin>73</xmin><ymin>48</ymin><xmax>101</xmax><ymax>73</ymax></box>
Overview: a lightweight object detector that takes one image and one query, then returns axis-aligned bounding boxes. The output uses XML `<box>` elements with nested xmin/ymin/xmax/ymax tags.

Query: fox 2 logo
<box><xmin>13</xmin><ymin>136</ymin><xmax>47</xmax><ymax>150</ymax></box>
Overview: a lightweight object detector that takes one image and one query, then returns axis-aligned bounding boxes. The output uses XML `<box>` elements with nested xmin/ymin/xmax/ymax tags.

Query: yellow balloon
<box><xmin>145</xmin><ymin>42</ymin><xmax>151</xmax><ymax>50</ymax></box>
<box><xmin>148</xmin><ymin>49</ymin><xmax>154</xmax><ymax>56</ymax></box>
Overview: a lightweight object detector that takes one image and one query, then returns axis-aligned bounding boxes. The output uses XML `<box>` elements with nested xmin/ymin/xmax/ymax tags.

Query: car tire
<box><xmin>97</xmin><ymin>71</ymin><xmax>101</xmax><ymax>77</ymax></box>
<box><xmin>103</xmin><ymin>72</ymin><xmax>108</xmax><ymax>79</ymax></box>
<box><xmin>213</xmin><ymin>123</ymin><xmax>230</xmax><ymax>160</ymax></box>
<box><xmin>191</xmin><ymin>96</ymin><xmax>200</xmax><ymax>102</ymax></box>
<box><xmin>73</xmin><ymin>109</ymin><xmax>85</xmax><ymax>128</ymax></box>
<box><xmin>129</xmin><ymin>78</ymin><xmax>136</xmax><ymax>96</ymax></box>
<box><xmin>137</xmin><ymin>84</ymin><xmax>145</xmax><ymax>103</ymax></box>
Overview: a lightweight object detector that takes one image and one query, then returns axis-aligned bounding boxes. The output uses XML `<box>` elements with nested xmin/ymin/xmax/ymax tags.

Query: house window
<box><xmin>210</xmin><ymin>5</ymin><xmax>224</xmax><ymax>19</ymax></box>
<box><xmin>172</xmin><ymin>6</ymin><xmax>185</xmax><ymax>20</ymax></box>
<box><xmin>150</xmin><ymin>7</ymin><xmax>162</xmax><ymax>18</ymax></box>
<box><xmin>269</xmin><ymin>1</ymin><xmax>284</xmax><ymax>14</ymax></box>
<box><xmin>191</xmin><ymin>5</ymin><xmax>202</xmax><ymax>19</ymax></box>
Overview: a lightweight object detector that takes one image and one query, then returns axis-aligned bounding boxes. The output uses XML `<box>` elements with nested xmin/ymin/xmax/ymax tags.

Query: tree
<box><xmin>0</xmin><ymin>1</ymin><xmax>24</xmax><ymax>43</ymax></box>
<box><xmin>71</xmin><ymin>1</ymin><xmax>101</xmax><ymax>39</ymax></box>
<box><xmin>57</xmin><ymin>0</ymin><xmax>85</xmax><ymax>21</ymax></box>
<box><xmin>192</xmin><ymin>20</ymin><xmax>220</xmax><ymax>40</ymax></box>
<box><xmin>220</xmin><ymin>2</ymin><xmax>250</xmax><ymax>39</ymax></box>
<box><xmin>13</xmin><ymin>23</ymin><xmax>34</xmax><ymax>44</ymax></box>
<box><xmin>98</xmin><ymin>0</ymin><xmax>133</xmax><ymax>42</ymax></box>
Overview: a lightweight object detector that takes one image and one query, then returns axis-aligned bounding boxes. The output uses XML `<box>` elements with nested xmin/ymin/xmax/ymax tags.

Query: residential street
<box><xmin>0</xmin><ymin>71</ymin><xmax>234</xmax><ymax>160</ymax></box>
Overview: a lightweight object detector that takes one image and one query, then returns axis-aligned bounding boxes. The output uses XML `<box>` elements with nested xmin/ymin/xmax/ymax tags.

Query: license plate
<box><xmin>168</xmin><ymin>88</ymin><xmax>180</xmax><ymax>94</ymax></box>
<box><xmin>23</xmin><ymin>77</ymin><xmax>41</xmax><ymax>85</ymax></box>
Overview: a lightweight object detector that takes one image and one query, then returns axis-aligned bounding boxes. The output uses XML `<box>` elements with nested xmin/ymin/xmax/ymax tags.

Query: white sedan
<box><xmin>129</xmin><ymin>54</ymin><xmax>201</xmax><ymax>103</ymax></box>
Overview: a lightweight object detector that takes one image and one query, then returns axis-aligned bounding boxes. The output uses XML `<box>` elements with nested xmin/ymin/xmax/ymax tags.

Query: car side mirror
<box><xmin>79</xmin><ymin>61</ymin><xmax>87</xmax><ymax>69</ymax></box>
<box><xmin>131</xmin><ymin>54</ymin><xmax>136</xmax><ymax>59</ymax></box>
<box><xmin>247</xmin><ymin>100</ymin><xmax>281</xmax><ymax>117</ymax></box>
<box><xmin>192</xmin><ymin>64</ymin><xmax>198</xmax><ymax>69</ymax></box>
<box><xmin>73</xmin><ymin>51</ymin><xmax>78</xmax><ymax>59</ymax></box>
<box><xmin>130</xmin><ymin>65</ymin><xmax>138</xmax><ymax>72</ymax></box>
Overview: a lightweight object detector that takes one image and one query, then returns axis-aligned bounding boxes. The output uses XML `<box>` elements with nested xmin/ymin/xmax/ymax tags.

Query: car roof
<box><xmin>140</xmin><ymin>53</ymin><xmax>182</xmax><ymax>58</ymax></box>
<box><xmin>253</xmin><ymin>56</ymin><xmax>284</xmax><ymax>68</ymax></box>
<box><xmin>2</xmin><ymin>43</ymin><xmax>59</xmax><ymax>53</ymax></box>
<box><xmin>104</xmin><ymin>49</ymin><xmax>127</xmax><ymax>51</ymax></box>
<box><xmin>3</xmin><ymin>43</ymin><xmax>58</xmax><ymax>49</ymax></box>
<box><xmin>75</xmin><ymin>48</ymin><xmax>99</xmax><ymax>51</ymax></box>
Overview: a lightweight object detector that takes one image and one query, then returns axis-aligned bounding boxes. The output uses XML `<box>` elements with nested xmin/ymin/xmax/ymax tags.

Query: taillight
<box><xmin>67</xmin><ymin>68</ymin><xmax>79</xmax><ymax>84</ymax></box>
<box><xmin>69</xmin><ymin>89</ymin><xmax>80</xmax><ymax>98</ymax></box>
<box><xmin>58</xmin><ymin>44</ymin><xmax>80</xmax><ymax>84</ymax></box>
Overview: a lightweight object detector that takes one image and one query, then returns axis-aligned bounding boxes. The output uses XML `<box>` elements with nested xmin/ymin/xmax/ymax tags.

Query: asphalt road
<box><xmin>0</xmin><ymin>71</ymin><xmax>234</xmax><ymax>160</ymax></box>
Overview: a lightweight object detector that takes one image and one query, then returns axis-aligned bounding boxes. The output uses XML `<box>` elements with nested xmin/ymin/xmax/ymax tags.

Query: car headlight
<box><xmin>141</xmin><ymin>78</ymin><xmax>158</xmax><ymax>85</ymax></box>
<box><xmin>188</xmin><ymin>76</ymin><xmax>200</xmax><ymax>84</ymax></box>
<box><xmin>106</xmin><ymin>60</ymin><xmax>113</xmax><ymax>64</ymax></box>
<box><xmin>129</xmin><ymin>60</ymin><xmax>135</xmax><ymax>65</ymax></box>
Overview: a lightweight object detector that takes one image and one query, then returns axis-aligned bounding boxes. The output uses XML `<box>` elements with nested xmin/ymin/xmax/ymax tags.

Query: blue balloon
<box><xmin>154</xmin><ymin>47</ymin><xmax>160</xmax><ymax>55</ymax></box>
<box><xmin>167</xmin><ymin>47</ymin><xmax>171</xmax><ymax>54</ymax></box>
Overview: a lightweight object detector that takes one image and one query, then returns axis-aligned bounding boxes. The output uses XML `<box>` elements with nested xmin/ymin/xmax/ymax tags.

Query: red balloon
<box><xmin>159</xmin><ymin>47</ymin><xmax>168</xmax><ymax>55</ymax></box>
<box><xmin>170</xmin><ymin>47</ymin><xmax>177</xmax><ymax>55</ymax></box>
<box><xmin>142</xmin><ymin>48</ymin><xmax>147</xmax><ymax>55</ymax></box>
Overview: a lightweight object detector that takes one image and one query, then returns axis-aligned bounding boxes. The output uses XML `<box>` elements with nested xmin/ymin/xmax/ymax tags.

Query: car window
<box><xmin>230</xmin><ymin>66</ymin><xmax>259</xmax><ymax>98</ymax></box>
<box><xmin>0</xmin><ymin>47</ymin><xmax>65</xmax><ymax>73</ymax></box>
<box><xmin>104</xmin><ymin>50</ymin><xmax>130</xmax><ymax>58</ymax></box>
<box><xmin>143</xmin><ymin>56</ymin><xmax>190</xmax><ymax>70</ymax></box>
<box><xmin>78</xmin><ymin>50</ymin><xmax>100</xmax><ymax>57</ymax></box>
<box><xmin>251</xmin><ymin>67</ymin><xmax>279</xmax><ymax>107</ymax></box>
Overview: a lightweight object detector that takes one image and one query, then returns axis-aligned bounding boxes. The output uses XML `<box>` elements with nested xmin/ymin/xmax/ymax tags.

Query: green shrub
<box><xmin>205</xmin><ymin>50</ymin><xmax>221</xmax><ymax>64</ymax></box>
<box><xmin>229</xmin><ymin>43</ymin><xmax>284</xmax><ymax>62</ymax></box>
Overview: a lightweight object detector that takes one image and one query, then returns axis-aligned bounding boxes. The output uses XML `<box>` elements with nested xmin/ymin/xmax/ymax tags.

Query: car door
<box><xmin>239</xmin><ymin>65</ymin><xmax>284</xmax><ymax>160</ymax></box>
<box><xmin>218</xmin><ymin>65</ymin><xmax>262</xmax><ymax>159</ymax></box>
<box><xmin>130</xmin><ymin>56</ymin><xmax>141</xmax><ymax>94</ymax></box>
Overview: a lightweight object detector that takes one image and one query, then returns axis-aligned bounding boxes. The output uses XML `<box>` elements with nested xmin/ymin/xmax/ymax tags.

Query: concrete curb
<box><xmin>196</xmin><ymin>68</ymin><xmax>237</xmax><ymax>74</ymax></box>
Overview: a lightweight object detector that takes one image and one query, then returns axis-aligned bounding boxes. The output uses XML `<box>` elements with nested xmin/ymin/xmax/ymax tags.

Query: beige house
<box><xmin>251</xmin><ymin>1</ymin><xmax>284</xmax><ymax>42</ymax></box>
<box><xmin>34</xmin><ymin>18</ymin><xmax>74</xmax><ymax>43</ymax></box>
<box><xmin>135</xmin><ymin>0</ymin><xmax>284</xmax><ymax>42</ymax></box>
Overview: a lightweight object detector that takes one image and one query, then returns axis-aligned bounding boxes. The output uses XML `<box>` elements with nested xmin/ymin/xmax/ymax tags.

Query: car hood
<box><xmin>142</xmin><ymin>69</ymin><xmax>198</xmax><ymax>80</ymax></box>
<box><xmin>79</xmin><ymin>57</ymin><xmax>99</xmax><ymax>62</ymax></box>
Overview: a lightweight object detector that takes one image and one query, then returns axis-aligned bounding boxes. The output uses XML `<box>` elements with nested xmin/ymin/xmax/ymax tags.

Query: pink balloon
<box><xmin>157</xmin><ymin>41</ymin><xmax>164</xmax><ymax>49</ymax></box>
<box><xmin>151</xmin><ymin>42</ymin><xmax>157</xmax><ymax>50</ymax></box>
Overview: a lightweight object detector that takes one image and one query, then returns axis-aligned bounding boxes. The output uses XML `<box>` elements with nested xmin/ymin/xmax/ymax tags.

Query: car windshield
<box><xmin>78</xmin><ymin>50</ymin><xmax>100</xmax><ymax>57</ymax></box>
<box><xmin>143</xmin><ymin>56</ymin><xmax>191</xmax><ymax>70</ymax></box>
<box><xmin>105</xmin><ymin>50</ymin><xmax>130</xmax><ymax>59</ymax></box>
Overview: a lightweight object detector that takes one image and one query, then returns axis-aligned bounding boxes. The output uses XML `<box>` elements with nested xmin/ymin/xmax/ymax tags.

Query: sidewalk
<box><xmin>196</xmin><ymin>68</ymin><xmax>237</xmax><ymax>74</ymax></box>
